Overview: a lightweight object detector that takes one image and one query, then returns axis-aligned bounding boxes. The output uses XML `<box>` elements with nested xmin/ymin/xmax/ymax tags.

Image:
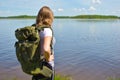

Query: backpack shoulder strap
<box><xmin>32</xmin><ymin>24</ymin><xmax>54</xmax><ymax>54</ymax></box>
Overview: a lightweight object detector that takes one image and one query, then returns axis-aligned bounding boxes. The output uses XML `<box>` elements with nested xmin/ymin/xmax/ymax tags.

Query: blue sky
<box><xmin>0</xmin><ymin>0</ymin><xmax>120</xmax><ymax>17</ymax></box>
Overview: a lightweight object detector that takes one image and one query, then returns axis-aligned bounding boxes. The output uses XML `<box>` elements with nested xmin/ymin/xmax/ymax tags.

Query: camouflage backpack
<box><xmin>14</xmin><ymin>25</ymin><xmax>53</xmax><ymax>77</ymax></box>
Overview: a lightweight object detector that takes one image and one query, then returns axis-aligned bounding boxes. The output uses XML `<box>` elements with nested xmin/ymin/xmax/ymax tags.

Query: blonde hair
<box><xmin>36</xmin><ymin>6</ymin><xmax>54</xmax><ymax>27</ymax></box>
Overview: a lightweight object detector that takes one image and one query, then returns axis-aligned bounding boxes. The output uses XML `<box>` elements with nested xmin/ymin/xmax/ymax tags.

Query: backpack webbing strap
<box><xmin>32</xmin><ymin>24</ymin><xmax>54</xmax><ymax>55</ymax></box>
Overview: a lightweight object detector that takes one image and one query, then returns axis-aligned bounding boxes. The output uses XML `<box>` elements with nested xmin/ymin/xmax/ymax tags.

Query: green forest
<box><xmin>0</xmin><ymin>15</ymin><xmax>120</xmax><ymax>19</ymax></box>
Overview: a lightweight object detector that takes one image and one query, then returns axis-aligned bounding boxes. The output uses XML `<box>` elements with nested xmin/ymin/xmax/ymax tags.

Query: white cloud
<box><xmin>112</xmin><ymin>11</ymin><xmax>117</xmax><ymax>14</ymax></box>
<box><xmin>53</xmin><ymin>9</ymin><xmax>56</xmax><ymax>12</ymax></box>
<box><xmin>92</xmin><ymin>0</ymin><xmax>101</xmax><ymax>4</ymax></box>
<box><xmin>0</xmin><ymin>10</ymin><xmax>11</xmax><ymax>16</ymax></box>
<box><xmin>82</xmin><ymin>8</ymin><xmax>87</xmax><ymax>11</ymax></box>
<box><xmin>73</xmin><ymin>8</ymin><xmax>82</xmax><ymax>12</ymax></box>
<box><xmin>88</xmin><ymin>6</ymin><xmax>96</xmax><ymax>11</ymax></box>
<box><xmin>73</xmin><ymin>8</ymin><xmax>88</xmax><ymax>13</ymax></box>
<box><xmin>0</xmin><ymin>10</ymin><xmax>10</xmax><ymax>14</ymax></box>
<box><xmin>117</xmin><ymin>10</ymin><xmax>120</xmax><ymax>12</ymax></box>
<box><xmin>112</xmin><ymin>10</ymin><xmax>120</xmax><ymax>14</ymax></box>
<box><xmin>58</xmin><ymin>8</ymin><xmax>64</xmax><ymax>12</ymax></box>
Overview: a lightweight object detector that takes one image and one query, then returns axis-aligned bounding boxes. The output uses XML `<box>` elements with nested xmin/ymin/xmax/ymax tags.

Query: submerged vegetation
<box><xmin>0</xmin><ymin>15</ymin><xmax>120</xmax><ymax>19</ymax></box>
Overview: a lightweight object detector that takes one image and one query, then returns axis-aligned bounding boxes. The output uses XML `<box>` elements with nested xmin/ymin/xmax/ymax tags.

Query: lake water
<box><xmin>0</xmin><ymin>19</ymin><xmax>120</xmax><ymax>80</ymax></box>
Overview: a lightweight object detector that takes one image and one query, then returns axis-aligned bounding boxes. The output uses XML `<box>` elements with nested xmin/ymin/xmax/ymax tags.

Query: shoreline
<box><xmin>0</xmin><ymin>65</ymin><xmax>72</xmax><ymax>80</ymax></box>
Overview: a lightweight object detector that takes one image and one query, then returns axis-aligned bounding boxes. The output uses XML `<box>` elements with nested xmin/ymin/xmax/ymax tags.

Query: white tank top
<box><xmin>39</xmin><ymin>28</ymin><xmax>55</xmax><ymax>67</ymax></box>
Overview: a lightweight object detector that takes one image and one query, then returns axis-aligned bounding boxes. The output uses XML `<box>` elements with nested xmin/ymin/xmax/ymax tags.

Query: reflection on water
<box><xmin>0</xmin><ymin>19</ymin><xmax>120</xmax><ymax>80</ymax></box>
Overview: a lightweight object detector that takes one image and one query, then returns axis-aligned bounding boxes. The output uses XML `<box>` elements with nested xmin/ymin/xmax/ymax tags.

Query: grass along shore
<box><xmin>5</xmin><ymin>76</ymin><xmax>120</xmax><ymax>80</ymax></box>
<box><xmin>55</xmin><ymin>74</ymin><xmax>72</xmax><ymax>80</ymax></box>
<box><xmin>0</xmin><ymin>15</ymin><xmax>120</xmax><ymax>19</ymax></box>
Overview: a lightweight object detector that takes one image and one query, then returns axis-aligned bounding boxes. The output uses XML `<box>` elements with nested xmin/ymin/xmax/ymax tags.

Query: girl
<box><xmin>32</xmin><ymin>6</ymin><xmax>54</xmax><ymax>80</ymax></box>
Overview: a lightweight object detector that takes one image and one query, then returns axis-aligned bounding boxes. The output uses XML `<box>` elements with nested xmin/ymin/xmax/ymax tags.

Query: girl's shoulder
<box><xmin>40</xmin><ymin>28</ymin><xmax>52</xmax><ymax>37</ymax></box>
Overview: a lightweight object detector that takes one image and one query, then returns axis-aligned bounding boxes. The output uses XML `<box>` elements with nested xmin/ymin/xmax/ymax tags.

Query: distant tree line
<box><xmin>0</xmin><ymin>15</ymin><xmax>36</xmax><ymax>19</ymax></box>
<box><xmin>0</xmin><ymin>15</ymin><xmax>120</xmax><ymax>19</ymax></box>
<box><xmin>71</xmin><ymin>15</ymin><xmax>119</xmax><ymax>19</ymax></box>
